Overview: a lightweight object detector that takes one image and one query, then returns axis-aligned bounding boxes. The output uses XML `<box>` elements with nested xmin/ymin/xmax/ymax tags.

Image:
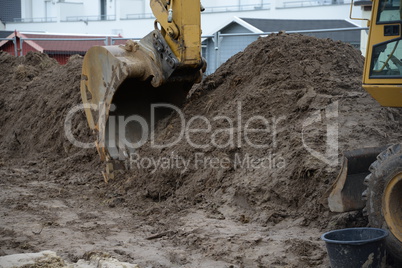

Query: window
<box><xmin>100</xmin><ymin>0</ymin><xmax>107</xmax><ymax>20</ymax></box>
<box><xmin>377</xmin><ymin>0</ymin><xmax>402</xmax><ymax>23</ymax></box>
<box><xmin>370</xmin><ymin>39</ymin><xmax>402</xmax><ymax>78</ymax></box>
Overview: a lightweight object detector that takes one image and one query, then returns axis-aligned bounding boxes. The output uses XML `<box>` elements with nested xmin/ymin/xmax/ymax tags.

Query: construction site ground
<box><xmin>1</xmin><ymin>34</ymin><xmax>401</xmax><ymax>267</ymax></box>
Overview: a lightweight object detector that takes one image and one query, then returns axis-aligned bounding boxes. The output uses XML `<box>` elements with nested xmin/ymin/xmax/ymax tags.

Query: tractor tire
<box><xmin>364</xmin><ymin>144</ymin><xmax>402</xmax><ymax>263</ymax></box>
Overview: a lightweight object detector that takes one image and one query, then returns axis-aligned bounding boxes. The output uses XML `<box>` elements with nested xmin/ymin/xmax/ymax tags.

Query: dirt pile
<box><xmin>0</xmin><ymin>51</ymin><xmax>100</xmax><ymax>178</ymax></box>
<box><xmin>1</xmin><ymin>34</ymin><xmax>401</xmax><ymax>267</ymax></box>
<box><xmin>119</xmin><ymin>33</ymin><xmax>402</xmax><ymax>227</ymax></box>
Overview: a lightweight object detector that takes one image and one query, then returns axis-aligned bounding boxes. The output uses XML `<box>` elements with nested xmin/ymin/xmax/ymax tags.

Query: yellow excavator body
<box><xmin>80</xmin><ymin>0</ymin><xmax>205</xmax><ymax>179</ymax></box>
<box><xmin>362</xmin><ymin>0</ymin><xmax>402</xmax><ymax>107</ymax></box>
<box><xmin>330</xmin><ymin>0</ymin><xmax>402</xmax><ymax>262</ymax></box>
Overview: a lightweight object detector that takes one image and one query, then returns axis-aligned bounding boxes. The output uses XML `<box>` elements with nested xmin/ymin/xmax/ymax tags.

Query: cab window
<box><xmin>377</xmin><ymin>0</ymin><xmax>402</xmax><ymax>23</ymax></box>
<box><xmin>371</xmin><ymin>39</ymin><xmax>402</xmax><ymax>78</ymax></box>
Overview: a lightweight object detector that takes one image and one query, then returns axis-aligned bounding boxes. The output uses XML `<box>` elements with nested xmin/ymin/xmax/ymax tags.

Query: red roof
<box><xmin>22</xmin><ymin>33</ymin><xmax>125</xmax><ymax>53</ymax></box>
<box><xmin>0</xmin><ymin>32</ymin><xmax>128</xmax><ymax>54</ymax></box>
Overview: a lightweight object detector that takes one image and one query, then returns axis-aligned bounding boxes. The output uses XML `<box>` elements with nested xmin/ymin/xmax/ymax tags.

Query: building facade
<box><xmin>1</xmin><ymin>0</ymin><xmax>358</xmax><ymax>37</ymax></box>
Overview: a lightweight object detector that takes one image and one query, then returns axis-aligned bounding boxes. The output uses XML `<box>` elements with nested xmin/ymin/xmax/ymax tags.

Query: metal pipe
<box><xmin>350</xmin><ymin>0</ymin><xmax>369</xmax><ymax>21</ymax></box>
<box><xmin>20</xmin><ymin>38</ymin><xmax>23</xmax><ymax>56</ymax></box>
<box><xmin>13</xmin><ymin>36</ymin><xmax>17</xmax><ymax>56</ymax></box>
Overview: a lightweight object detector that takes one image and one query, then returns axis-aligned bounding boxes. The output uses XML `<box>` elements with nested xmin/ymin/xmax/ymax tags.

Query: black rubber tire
<box><xmin>364</xmin><ymin>144</ymin><xmax>402</xmax><ymax>263</ymax></box>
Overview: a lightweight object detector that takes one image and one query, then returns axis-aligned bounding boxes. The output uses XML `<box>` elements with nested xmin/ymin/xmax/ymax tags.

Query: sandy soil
<box><xmin>0</xmin><ymin>159</ymin><xmax>328</xmax><ymax>267</ymax></box>
<box><xmin>1</xmin><ymin>34</ymin><xmax>401</xmax><ymax>267</ymax></box>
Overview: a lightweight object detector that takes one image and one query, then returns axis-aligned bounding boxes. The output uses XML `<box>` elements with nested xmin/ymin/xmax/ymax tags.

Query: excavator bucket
<box><xmin>80</xmin><ymin>30</ymin><xmax>203</xmax><ymax>180</ymax></box>
<box><xmin>328</xmin><ymin>146</ymin><xmax>388</xmax><ymax>212</ymax></box>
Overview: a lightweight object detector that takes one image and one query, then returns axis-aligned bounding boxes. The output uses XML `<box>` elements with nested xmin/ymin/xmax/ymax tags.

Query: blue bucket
<box><xmin>321</xmin><ymin>227</ymin><xmax>388</xmax><ymax>268</ymax></box>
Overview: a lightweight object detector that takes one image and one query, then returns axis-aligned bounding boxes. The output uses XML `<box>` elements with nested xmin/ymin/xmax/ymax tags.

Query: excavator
<box><xmin>80</xmin><ymin>0</ymin><xmax>205</xmax><ymax>180</ymax></box>
<box><xmin>80</xmin><ymin>0</ymin><xmax>402</xmax><ymax>263</ymax></box>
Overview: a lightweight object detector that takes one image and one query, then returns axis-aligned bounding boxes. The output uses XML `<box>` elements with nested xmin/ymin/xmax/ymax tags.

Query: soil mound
<box><xmin>120</xmin><ymin>34</ymin><xmax>402</xmax><ymax>227</ymax></box>
<box><xmin>1</xmin><ymin>34</ymin><xmax>401</xmax><ymax>267</ymax></box>
<box><xmin>1</xmin><ymin>35</ymin><xmax>400</xmax><ymax>227</ymax></box>
<box><xmin>0</xmin><ymin>51</ymin><xmax>100</xmax><ymax>176</ymax></box>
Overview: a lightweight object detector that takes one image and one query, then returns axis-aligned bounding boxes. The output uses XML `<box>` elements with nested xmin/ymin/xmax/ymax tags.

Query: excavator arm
<box><xmin>151</xmin><ymin>0</ymin><xmax>203</xmax><ymax>67</ymax></box>
<box><xmin>80</xmin><ymin>0</ymin><xmax>205</xmax><ymax>180</ymax></box>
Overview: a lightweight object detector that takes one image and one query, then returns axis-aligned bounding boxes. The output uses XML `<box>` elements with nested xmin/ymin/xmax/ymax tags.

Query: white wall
<box><xmin>21</xmin><ymin>0</ymin><xmax>107</xmax><ymax>20</ymax></box>
<box><xmin>31</xmin><ymin>0</ymin><xmax>45</xmax><ymax>18</ymax></box>
<box><xmin>21</xmin><ymin>0</ymin><xmax>33</xmax><ymax>18</ymax></box>
<box><xmin>60</xmin><ymin>3</ymin><xmax>85</xmax><ymax>21</ymax></box>
<box><xmin>120</xmin><ymin>0</ymin><xmax>149</xmax><ymax>19</ymax></box>
<box><xmin>6</xmin><ymin>19</ymin><xmax>155</xmax><ymax>36</ymax></box>
<box><xmin>44</xmin><ymin>0</ymin><xmax>58</xmax><ymax>19</ymax></box>
<box><xmin>7</xmin><ymin>1</ymin><xmax>360</xmax><ymax>37</ymax></box>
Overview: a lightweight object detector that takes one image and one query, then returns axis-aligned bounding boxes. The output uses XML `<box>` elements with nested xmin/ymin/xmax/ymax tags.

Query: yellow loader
<box><xmin>329</xmin><ymin>0</ymin><xmax>402</xmax><ymax>262</ymax></box>
<box><xmin>80</xmin><ymin>0</ymin><xmax>402</xmax><ymax>262</ymax></box>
